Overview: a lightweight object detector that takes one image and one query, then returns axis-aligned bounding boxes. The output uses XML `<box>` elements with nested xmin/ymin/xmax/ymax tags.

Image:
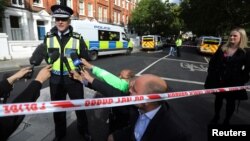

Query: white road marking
<box><xmin>147</xmin><ymin>50</ymin><xmax>163</xmax><ymax>53</ymax></box>
<box><xmin>163</xmin><ymin>57</ymin><xmax>208</xmax><ymax>64</ymax></box>
<box><xmin>204</xmin><ymin>57</ymin><xmax>209</xmax><ymax>63</ymax></box>
<box><xmin>136</xmin><ymin>73</ymin><xmax>204</xmax><ymax>85</ymax></box>
<box><xmin>161</xmin><ymin>77</ymin><xmax>204</xmax><ymax>85</ymax></box>
<box><xmin>136</xmin><ymin>55</ymin><xmax>170</xmax><ymax>75</ymax></box>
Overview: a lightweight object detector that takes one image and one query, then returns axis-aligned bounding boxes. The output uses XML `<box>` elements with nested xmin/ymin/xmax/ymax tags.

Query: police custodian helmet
<box><xmin>51</xmin><ymin>5</ymin><xmax>73</xmax><ymax>18</ymax></box>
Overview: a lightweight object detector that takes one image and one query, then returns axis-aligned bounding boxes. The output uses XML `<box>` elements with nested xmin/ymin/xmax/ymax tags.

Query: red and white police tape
<box><xmin>166</xmin><ymin>43</ymin><xmax>199</xmax><ymax>48</ymax></box>
<box><xmin>0</xmin><ymin>85</ymin><xmax>249</xmax><ymax>117</ymax></box>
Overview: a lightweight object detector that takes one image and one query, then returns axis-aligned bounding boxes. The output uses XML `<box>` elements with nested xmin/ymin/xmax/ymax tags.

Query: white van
<box><xmin>71</xmin><ymin>20</ymin><xmax>133</xmax><ymax>60</ymax></box>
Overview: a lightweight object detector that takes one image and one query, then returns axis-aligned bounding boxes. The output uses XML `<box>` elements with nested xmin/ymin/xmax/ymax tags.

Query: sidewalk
<box><xmin>0</xmin><ymin>58</ymin><xmax>30</xmax><ymax>72</ymax></box>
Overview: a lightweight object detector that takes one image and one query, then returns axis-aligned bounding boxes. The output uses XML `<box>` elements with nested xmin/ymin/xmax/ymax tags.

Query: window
<box><xmin>98</xmin><ymin>30</ymin><xmax>120</xmax><ymax>41</ymax></box>
<box><xmin>103</xmin><ymin>8</ymin><xmax>107</xmax><ymax>22</ymax></box>
<box><xmin>117</xmin><ymin>13</ymin><xmax>120</xmax><ymax>24</ymax></box>
<box><xmin>118</xmin><ymin>0</ymin><xmax>120</xmax><ymax>6</ymax></box>
<box><xmin>10</xmin><ymin>16</ymin><xmax>23</xmax><ymax>40</ymax></box>
<box><xmin>33</xmin><ymin>0</ymin><xmax>40</xmax><ymax>4</ymax></box>
<box><xmin>56</xmin><ymin>0</ymin><xmax>60</xmax><ymax>4</ymax></box>
<box><xmin>114</xmin><ymin>0</ymin><xmax>120</xmax><ymax>6</ymax></box>
<box><xmin>126</xmin><ymin>1</ymin><xmax>129</xmax><ymax>9</ymax></box>
<box><xmin>98</xmin><ymin>7</ymin><xmax>102</xmax><ymax>22</ymax></box>
<box><xmin>79</xmin><ymin>1</ymin><xmax>85</xmax><ymax>15</ymax></box>
<box><xmin>12</xmin><ymin>0</ymin><xmax>24</xmax><ymax>7</ymax></box>
<box><xmin>122</xmin><ymin>0</ymin><xmax>125</xmax><ymax>8</ymax></box>
<box><xmin>33</xmin><ymin>0</ymin><xmax>43</xmax><ymax>7</ymax></box>
<box><xmin>88</xmin><ymin>3</ymin><xmax>93</xmax><ymax>17</ymax></box>
<box><xmin>113</xmin><ymin>12</ymin><xmax>117</xmax><ymax>24</ymax></box>
<box><xmin>67</xmin><ymin>0</ymin><xmax>72</xmax><ymax>8</ymax></box>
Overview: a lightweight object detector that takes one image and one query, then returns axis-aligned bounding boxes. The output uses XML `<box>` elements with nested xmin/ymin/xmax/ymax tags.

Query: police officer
<box><xmin>175</xmin><ymin>35</ymin><xmax>183</xmax><ymax>57</ymax></box>
<box><xmin>31</xmin><ymin>5</ymin><xmax>91</xmax><ymax>141</ymax></box>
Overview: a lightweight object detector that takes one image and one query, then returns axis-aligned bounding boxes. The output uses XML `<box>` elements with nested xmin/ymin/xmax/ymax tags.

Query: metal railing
<box><xmin>11</xmin><ymin>28</ymin><xmax>24</xmax><ymax>40</ymax></box>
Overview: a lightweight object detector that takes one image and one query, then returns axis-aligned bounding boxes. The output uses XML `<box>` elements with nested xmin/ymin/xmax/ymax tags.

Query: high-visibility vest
<box><xmin>46</xmin><ymin>32</ymin><xmax>81</xmax><ymax>75</ymax></box>
<box><xmin>175</xmin><ymin>39</ymin><xmax>182</xmax><ymax>47</ymax></box>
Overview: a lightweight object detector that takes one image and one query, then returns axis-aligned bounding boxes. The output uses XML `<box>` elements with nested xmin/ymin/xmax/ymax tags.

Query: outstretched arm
<box><xmin>81</xmin><ymin>58</ymin><xmax>129</xmax><ymax>92</ymax></box>
<box><xmin>0</xmin><ymin>67</ymin><xmax>32</xmax><ymax>98</ymax></box>
<box><xmin>0</xmin><ymin>65</ymin><xmax>52</xmax><ymax>141</ymax></box>
<box><xmin>13</xmin><ymin>65</ymin><xmax>52</xmax><ymax>103</ymax></box>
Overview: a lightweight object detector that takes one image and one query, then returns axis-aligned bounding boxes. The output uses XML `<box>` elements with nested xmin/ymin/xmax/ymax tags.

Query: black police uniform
<box><xmin>31</xmin><ymin>5</ymin><xmax>91</xmax><ymax>141</ymax></box>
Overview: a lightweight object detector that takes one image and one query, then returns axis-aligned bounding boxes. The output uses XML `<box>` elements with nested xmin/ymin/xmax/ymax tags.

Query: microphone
<box><xmin>49</xmin><ymin>51</ymin><xmax>60</xmax><ymax>64</ymax></box>
<box><xmin>25</xmin><ymin>52</ymin><xmax>44</xmax><ymax>79</ymax></box>
<box><xmin>70</xmin><ymin>53</ymin><xmax>84</xmax><ymax>71</ymax></box>
<box><xmin>29</xmin><ymin>53</ymin><xmax>44</xmax><ymax>66</ymax></box>
<box><xmin>63</xmin><ymin>57</ymin><xmax>72</xmax><ymax>72</ymax></box>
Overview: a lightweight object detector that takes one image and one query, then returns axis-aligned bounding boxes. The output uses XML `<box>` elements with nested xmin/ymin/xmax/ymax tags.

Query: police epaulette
<box><xmin>46</xmin><ymin>32</ymin><xmax>54</xmax><ymax>37</ymax></box>
<box><xmin>72</xmin><ymin>32</ymin><xmax>81</xmax><ymax>39</ymax></box>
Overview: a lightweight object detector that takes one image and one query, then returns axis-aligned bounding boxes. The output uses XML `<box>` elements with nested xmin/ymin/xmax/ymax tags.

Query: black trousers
<box><xmin>214</xmin><ymin>94</ymin><xmax>236</xmax><ymax>122</ymax></box>
<box><xmin>176</xmin><ymin>47</ymin><xmax>181</xmax><ymax>57</ymax></box>
<box><xmin>50</xmin><ymin>81</ymin><xmax>89</xmax><ymax>137</ymax></box>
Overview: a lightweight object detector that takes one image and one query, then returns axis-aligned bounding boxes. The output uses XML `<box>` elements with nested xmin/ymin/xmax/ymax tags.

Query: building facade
<box><xmin>0</xmin><ymin>0</ymin><xmax>139</xmax><ymax>41</ymax></box>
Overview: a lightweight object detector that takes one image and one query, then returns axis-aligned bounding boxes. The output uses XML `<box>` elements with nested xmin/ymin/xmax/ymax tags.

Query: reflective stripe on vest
<box><xmin>46</xmin><ymin>35</ymin><xmax>80</xmax><ymax>75</ymax></box>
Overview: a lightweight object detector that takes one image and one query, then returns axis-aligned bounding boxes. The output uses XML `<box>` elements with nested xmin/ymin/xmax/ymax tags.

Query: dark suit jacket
<box><xmin>0</xmin><ymin>80</ymin><xmax>42</xmax><ymax>141</ymax></box>
<box><xmin>91</xmin><ymin>79</ymin><xmax>190</xmax><ymax>141</ymax></box>
<box><xmin>113</xmin><ymin>103</ymin><xmax>191</xmax><ymax>141</ymax></box>
<box><xmin>0</xmin><ymin>79</ymin><xmax>13</xmax><ymax>98</ymax></box>
<box><xmin>91</xmin><ymin>78</ymin><xmax>135</xmax><ymax>132</ymax></box>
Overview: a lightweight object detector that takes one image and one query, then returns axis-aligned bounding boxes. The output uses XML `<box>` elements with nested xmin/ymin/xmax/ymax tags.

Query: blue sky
<box><xmin>169</xmin><ymin>0</ymin><xmax>180</xmax><ymax>4</ymax></box>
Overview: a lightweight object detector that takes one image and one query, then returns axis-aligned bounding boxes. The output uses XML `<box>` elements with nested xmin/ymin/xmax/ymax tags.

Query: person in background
<box><xmin>0</xmin><ymin>65</ymin><xmax>52</xmax><ymax>140</ymax></box>
<box><xmin>176</xmin><ymin>35</ymin><xmax>183</xmax><ymax>57</ymax></box>
<box><xmin>168</xmin><ymin>37</ymin><xmax>176</xmax><ymax>56</ymax></box>
<box><xmin>30</xmin><ymin>4</ymin><xmax>91</xmax><ymax>141</ymax></box>
<box><xmin>205</xmin><ymin>27</ymin><xmax>250</xmax><ymax>125</ymax></box>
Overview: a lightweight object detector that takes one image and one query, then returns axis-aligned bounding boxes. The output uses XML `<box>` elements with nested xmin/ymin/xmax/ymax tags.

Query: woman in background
<box><xmin>205</xmin><ymin>27</ymin><xmax>250</xmax><ymax>125</ymax></box>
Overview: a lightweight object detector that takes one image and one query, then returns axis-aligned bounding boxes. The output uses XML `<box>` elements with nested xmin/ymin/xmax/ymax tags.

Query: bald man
<box><xmin>73</xmin><ymin>72</ymin><xmax>190</xmax><ymax>141</ymax></box>
<box><xmin>108</xmin><ymin>74</ymin><xmax>190</xmax><ymax>141</ymax></box>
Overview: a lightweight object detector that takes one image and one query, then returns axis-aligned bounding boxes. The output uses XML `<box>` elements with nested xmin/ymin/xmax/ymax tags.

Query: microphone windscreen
<box><xmin>29</xmin><ymin>53</ymin><xmax>44</xmax><ymax>66</ymax></box>
<box><xmin>70</xmin><ymin>53</ymin><xmax>82</xmax><ymax>66</ymax></box>
<box><xmin>50</xmin><ymin>51</ymin><xmax>60</xmax><ymax>64</ymax></box>
<box><xmin>29</xmin><ymin>43</ymin><xmax>46</xmax><ymax>66</ymax></box>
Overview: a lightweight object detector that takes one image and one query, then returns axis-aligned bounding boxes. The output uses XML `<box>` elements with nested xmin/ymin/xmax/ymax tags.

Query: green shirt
<box><xmin>92</xmin><ymin>66</ymin><xmax>129</xmax><ymax>93</ymax></box>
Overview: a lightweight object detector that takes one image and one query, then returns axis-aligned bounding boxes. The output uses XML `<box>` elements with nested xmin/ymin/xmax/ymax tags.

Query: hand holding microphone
<box><xmin>70</xmin><ymin>52</ymin><xmax>84</xmax><ymax>71</ymax></box>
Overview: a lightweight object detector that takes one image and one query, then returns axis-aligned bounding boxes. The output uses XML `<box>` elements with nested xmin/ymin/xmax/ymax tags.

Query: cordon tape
<box><xmin>0</xmin><ymin>85</ymin><xmax>249</xmax><ymax>117</ymax></box>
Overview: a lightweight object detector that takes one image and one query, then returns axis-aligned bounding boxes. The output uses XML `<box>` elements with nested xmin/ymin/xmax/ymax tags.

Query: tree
<box><xmin>180</xmin><ymin>0</ymin><xmax>250</xmax><ymax>36</ymax></box>
<box><xmin>0</xmin><ymin>0</ymin><xmax>7</xmax><ymax>18</ymax></box>
<box><xmin>129</xmin><ymin>0</ymin><xmax>183</xmax><ymax>36</ymax></box>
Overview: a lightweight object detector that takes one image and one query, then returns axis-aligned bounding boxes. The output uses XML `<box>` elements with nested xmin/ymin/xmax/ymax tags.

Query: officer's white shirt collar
<box><xmin>58</xmin><ymin>29</ymin><xmax>70</xmax><ymax>38</ymax></box>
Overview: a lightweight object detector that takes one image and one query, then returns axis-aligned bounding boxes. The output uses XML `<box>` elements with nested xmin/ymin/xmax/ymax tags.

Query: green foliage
<box><xmin>129</xmin><ymin>0</ymin><xmax>184</xmax><ymax>36</ymax></box>
<box><xmin>0</xmin><ymin>0</ymin><xmax>7</xmax><ymax>17</ymax></box>
<box><xmin>180</xmin><ymin>0</ymin><xmax>250</xmax><ymax>36</ymax></box>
